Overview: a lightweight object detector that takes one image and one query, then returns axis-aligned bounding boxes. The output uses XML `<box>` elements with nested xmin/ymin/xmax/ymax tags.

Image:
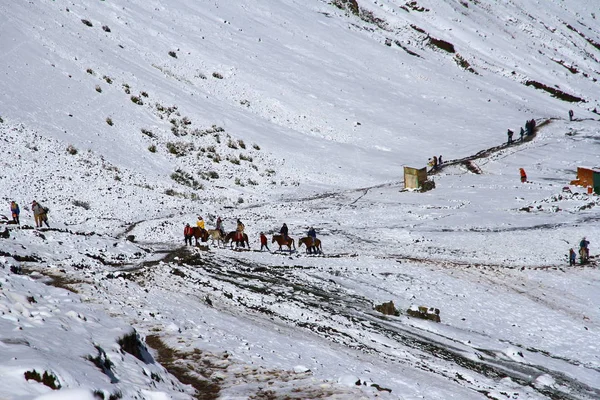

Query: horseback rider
<box><xmin>196</xmin><ymin>216</ymin><xmax>205</xmax><ymax>230</ymax></box>
<box><xmin>280</xmin><ymin>223</ymin><xmax>289</xmax><ymax>240</ymax></box>
<box><xmin>216</xmin><ymin>216</ymin><xmax>224</xmax><ymax>236</ymax></box>
<box><xmin>236</xmin><ymin>219</ymin><xmax>245</xmax><ymax>241</ymax></box>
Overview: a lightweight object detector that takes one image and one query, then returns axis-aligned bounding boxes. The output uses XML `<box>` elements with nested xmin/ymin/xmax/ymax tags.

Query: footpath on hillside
<box><xmin>428</xmin><ymin>117</ymin><xmax>552</xmax><ymax>175</ymax></box>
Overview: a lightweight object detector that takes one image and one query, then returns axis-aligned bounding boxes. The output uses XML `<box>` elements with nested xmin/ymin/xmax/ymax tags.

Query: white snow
<box><xmin>0</xmin><ymin>0</ymin><xmax>599</xmax><ymax>399</ymax></box>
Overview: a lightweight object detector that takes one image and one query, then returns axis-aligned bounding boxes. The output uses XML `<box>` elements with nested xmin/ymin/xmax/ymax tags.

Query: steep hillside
<box><xmin>1</xmin><ymin>1</ymin><xmax>599</xmax><ymax>399</ymax></box>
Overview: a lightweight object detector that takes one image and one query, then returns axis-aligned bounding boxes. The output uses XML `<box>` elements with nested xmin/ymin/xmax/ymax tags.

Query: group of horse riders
<box><xmin>183</xmin><ymin>217</ymin><xmax>321</xmax><ymax>253</ymax></box>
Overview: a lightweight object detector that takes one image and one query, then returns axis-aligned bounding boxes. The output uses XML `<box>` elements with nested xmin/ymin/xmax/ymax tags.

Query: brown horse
<box><xmin>190</xmin><ymin>227</ymin><xmax>208</xmax><ymax>246</ymax></box>
<box><xmin>224</xmin><ymin>231</ymin><xmax>250</xmax><ymax>249</ymax></box>
<box><xmin>272</xmin><ymin>235</ymin><xmax>295</xmax><ymax>251</ymax></box>
<box><xmin>298</xmin><ymin>237</ymin><xmax>322</xmax><ymax>254</ymax></box>
<box><xmin>206</xmin><ymin>229</ymin><xmax>225</xmax><ymax>248</ymax></box>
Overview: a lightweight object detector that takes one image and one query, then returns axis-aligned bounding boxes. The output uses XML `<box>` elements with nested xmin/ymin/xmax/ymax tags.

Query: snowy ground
<box><xmin>1</xmin><ymin>0</ymin><xmax>599</xmax><ymax>399</ymax></box>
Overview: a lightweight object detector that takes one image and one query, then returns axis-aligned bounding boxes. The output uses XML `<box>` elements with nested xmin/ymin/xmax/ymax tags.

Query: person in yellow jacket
<box><xmin>236</xmin><ymin>219</ymin><xmax>245</xmax><ymax>241</ymax></box>
<box><xmin>196</xmin><ymin>216</ymin><xmax>205</xmax><ymax>230</ymax></box>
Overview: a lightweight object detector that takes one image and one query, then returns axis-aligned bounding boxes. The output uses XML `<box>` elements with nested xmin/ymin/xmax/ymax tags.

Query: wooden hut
<box><xmin>570</xmin><ymin>167</ymin><xmax>600</xmax><ymax>194</ymax></box>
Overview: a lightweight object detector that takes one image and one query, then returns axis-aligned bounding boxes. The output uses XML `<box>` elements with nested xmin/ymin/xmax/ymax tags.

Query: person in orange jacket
<box><xmin>184</xmin><ymin>223</ymin><xmax>193</xmax><ymax>246</ymax></box>
<box><xmin>260</xmin><ymin>232</ymin><xmax>270</xmax><ymax>252</ymax></box>
<box><xmin>519</xmin><ymin>168</ymin><xmax>527</xmax><ymax>183</ymax></box>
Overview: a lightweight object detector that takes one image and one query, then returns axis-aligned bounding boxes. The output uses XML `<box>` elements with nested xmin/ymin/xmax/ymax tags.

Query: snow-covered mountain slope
<box><xmin>1</xmin><ymin>0</ymin><xmax>599</xmax><ymax>399</ymax></box>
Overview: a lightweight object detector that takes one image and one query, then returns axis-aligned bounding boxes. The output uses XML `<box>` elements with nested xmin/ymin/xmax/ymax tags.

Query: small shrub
<box><xmin>227</xmin><ymin>139</ymin><xmax>238</xmax><ymax>149</ymax></box>
<box><xmin>212</xmin><ymin>72</ymin><xmax>223</xmax><ymax>79</ymax></box>
<box><xmin>114</xmin><ymin>175</ymin><xmax>121</xmax><ymax>181</ymax></box>
<box><xmin>24</xmin><ymin>370</ymin><xmax>61</xmax><ymax>390</ymax></box>
<box><xmin>102</xmin><ymin>25</ymin><xmax>111</xmax><ymax>32</ymax></box>
<box><xmin>240</xmin><ymin>99</ymin><xmax>250</xmax><ymax>107</ymax></box>
<box><xmin>239</xmin><ymin>153</ymin><xmax>253</xmax><ymax>162</ymax></box>
<box><xmin>207</xmin><ymin>171</ymin><xmax>219</xmax><ymax>179</ymax></box>
<box><xmin>237</xmin><ymin>139</ymin><xmax>246</xmax><ymax>149</ymax></box>
<box><xmin>141</xmin><ymin>91</ymin><xmax>148</xmax><ymax>98</ymax></box>
<box><xmin>206</xmin><ymin>145</ymin><xmax>216</xmax><ymax>152</ymax></box>
<box><xmin>214</xmin><ymin>134</ymin><xmax>221</xmax><ymax>143</ymax></box>
<box><xmin>234</xmin><ymin>177</ymin><xmax>243</xmax><ymax>186</ymax></box>
<box><xmin>252</xmin><ymin>143</ymin><xmax>260</xmax><ymax>150</ymax></box>
<box><xmin>130</xmin><ymin>95</ymin><xmax>143</xmax><ymax>105</ymax></box>
<box><xmin>211</xmin><ymin>154</ymin><xmax>222</xmax><ymax>163</ymax></box>
<box><xmin>237</xmin><ymin>197</ymin><xmax>244</xmax><ymax>204</ymax></box>
<box><xmin>106</xmin><ymin>117</ymin><xmax>113</xmax><ymax>126</ymax></box>
<box><xmin>0</xmin><ymin>116</ymin><xmax>4</xmax><ymax>124</ymax></box>
<box><xmin>67</xmin><ymin>144</ymin><xmax>78</xmax><ymax>155</ymax></box>
<box><xmin>122</xmin><ymin>83</ymin><xmax>131</xmax><ymax>94</ymax></box>
<box><xmin>86</xmin><ymin>68</ymin><xmax>94</xmax><ymax>75</ymax></box>
<box><xmin>228</xmin><ymin>156</ymin><xmax>240</xmax><ymax>165</ymax></box>
<box><xmin>141</xmin><ymin>128</ymin><xmax>154</xmax><ymax>137</ymax></box>
<box><xmin>168</xmin><ymin>50</ymin><xmax>177</xmax><ymax>58</ymax></box>
<box><xmin>103</xmin><ymin>75</ymin><xmax>113</xmax><ymax>84</ymax></box>
<box><xmin>247</xmin><ymin>178</ymin><xmax>258</xmax><ymax>186</ymax></box>
<box><xmin>73</xmin><ymin>200</ymin><xmax>91</xmax><ymax>210</ymax></box>
<box><xmin>148</xmin><ymin>145</ymin><xmax>156</xmax><ymax>153</ymax></box>
<box><xmin>81</xmin><ymin>19</ymin><xmax>93</xmax><ymax>27</ymax></box>
<box><xmin>170</xmin><ymin>168</ymin><xmax>203</xmax><ymax>190</ymax></box>
<box><xmin>166</xmin><ymin>141</ymin><xmax>193</xmax><ymax>157</ymax></box>
<box><xmin>95</xmin><ymin>85</ymin><xmax>102</xmax><ymax>93</ymax></box>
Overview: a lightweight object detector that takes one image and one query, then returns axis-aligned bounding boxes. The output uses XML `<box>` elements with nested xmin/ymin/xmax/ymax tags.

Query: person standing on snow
<box><xmin>519</xmin><ymin>168</ymin><xmax>527</xmax><ymax>183</ymax></box>
<box><xmin>10</xmin><ymin>201</ymin><xmax>20</xmax><ymax>225</ymax></box>
<box><xmin>569</xmin><ymin>248</ymin><xmax>576</xmax><ymax>266</ymax></box>
<box><xmin>184</xmin><ymin>223</ymin><xmax>193</xmax><ymax>246</ymax></box>
<box><xmin>507</xmin><ymin>129</ymin><xmax>514</xmax><ymax>145</ymax></box>
<box><xmin>569</xmin><ymin>109</ymin><xmax>574</xmax><ymax>121</ymax></box>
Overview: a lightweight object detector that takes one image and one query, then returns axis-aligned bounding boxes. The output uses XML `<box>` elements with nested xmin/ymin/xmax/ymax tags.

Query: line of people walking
<box><xmin>6</xmin><ymin>200</ymin><xmax>50</xmax><ymax>228</ymax></box>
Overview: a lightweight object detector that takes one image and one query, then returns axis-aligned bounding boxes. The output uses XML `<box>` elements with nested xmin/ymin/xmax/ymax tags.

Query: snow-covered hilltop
<box><xmin>1</xmin><ymin>0</ymin><xmax>599</xmax><ymax>399</ymax></box>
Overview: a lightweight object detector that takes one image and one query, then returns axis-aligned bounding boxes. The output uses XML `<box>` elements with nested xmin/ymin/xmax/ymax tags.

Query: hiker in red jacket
<box><xmin>260</xmin><ymin>232</ymin><xmax>270</xmax><ymax>252</ymax></box>
<box><xmin>184</xmin><ymin>223</ymin><xmax>193</xmax><ymax>246</ymax></box>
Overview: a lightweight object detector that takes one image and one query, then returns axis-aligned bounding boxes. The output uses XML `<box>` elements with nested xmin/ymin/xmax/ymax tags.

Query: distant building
<box><xmin>570</xmin><ymin>166</ymin><xmax>600</xmax><ymax>194</ymax></box>
<box><xmin>404</xmin><ymin>166</ymin><xmax>434</xmax><ymax>191</ymax></box>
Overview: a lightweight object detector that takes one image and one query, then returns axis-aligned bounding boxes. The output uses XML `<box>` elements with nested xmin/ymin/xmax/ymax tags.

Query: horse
<box><xmin>272</xmin><ymin>235</ymin><xmax>295</xmax><ymax>251</ymax></box>
<box><xmin>298</xmin><ymin>237</ymin><xmax>322</xmax><ymax>254</ymax></box>
<box><xmin>224</xmin><ymin>231</ymin><xmax>250</xmax><ymax>249</ymax></box>
<box><xmin>190</xmin><ymin>227</ymin><xmax>208</xmax><ymax>246</ymax></box>
<box><xmin>206</xmin><ymin>229</ymin><xmax>225</xmax><ymax>248</ymax></box>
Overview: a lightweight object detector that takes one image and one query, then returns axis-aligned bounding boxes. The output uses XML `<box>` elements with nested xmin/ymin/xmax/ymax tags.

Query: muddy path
<box><xmin>136</xmin><ymin>246</ymin><xmax>600</xmax><ymax>400</ymax></box>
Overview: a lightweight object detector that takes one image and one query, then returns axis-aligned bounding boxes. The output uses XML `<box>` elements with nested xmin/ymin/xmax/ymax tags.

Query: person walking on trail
<box><xmin>32</xmin><ymin>200</ymin><xmax>49</xmax><ymax>228</ymax></box>
<box><xmin>236</xmin><ymin>219</ymin><xmax>245</xmax><ymax>241</ymax></box>
<box><xmin>260</xmin><ymin>232</ymin><xmax>270</xmax><ymax>252</ymax></box>
<box><xmin>280</xmin><ymin>223</ymin><xmax>289</xmax><ymax>240</ymax></box>
<box><xmin>438</xmin><ymin>155</ymin><xmax>443</xmax><ymax>167</ymax></box>
<box><xmin>519</xmin><ymin>168</ymin><xmax>527</xmax><ymax>183</ymax></box>
<box><xmin>569</xmin><ymin>109</ymin><xmax>574</xmax><ymax>121</ymax></box>
<box><xmin>184</xmin><ymin>223</ymin><xmax>193</xmax><ymax>246</ymax></box>
<box><xmin>432</xmin><ymin>156</ymin><xmax>438</xmax><ymax>170</ymax></box>
<box><xmin>507</xmin><ymin>129</ymin><xmax>514</xmax><ymax>145</ymax></box>
<box><xmin>579</xmin><ymin>237</ymin><xmax>590</xmax><ymax>262</ymax></box>
<box><xmin>520</xmin><ymin>127</ymin><xmax>525</xmax><ymax>142</ymax></box>
<box><xmin>10</xmin><ymin>201</ymin><xmax>20</xmax><ymax>225</ymax></box>
<box><xmin>569</xmin><ymin>248</ymin><xmax>576</xmax><ymax>266</ymax></box>
<box><xmin>196</xmin><ymin>216</ymin><xmax>205</xmax><ymax>230</ymax></box>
